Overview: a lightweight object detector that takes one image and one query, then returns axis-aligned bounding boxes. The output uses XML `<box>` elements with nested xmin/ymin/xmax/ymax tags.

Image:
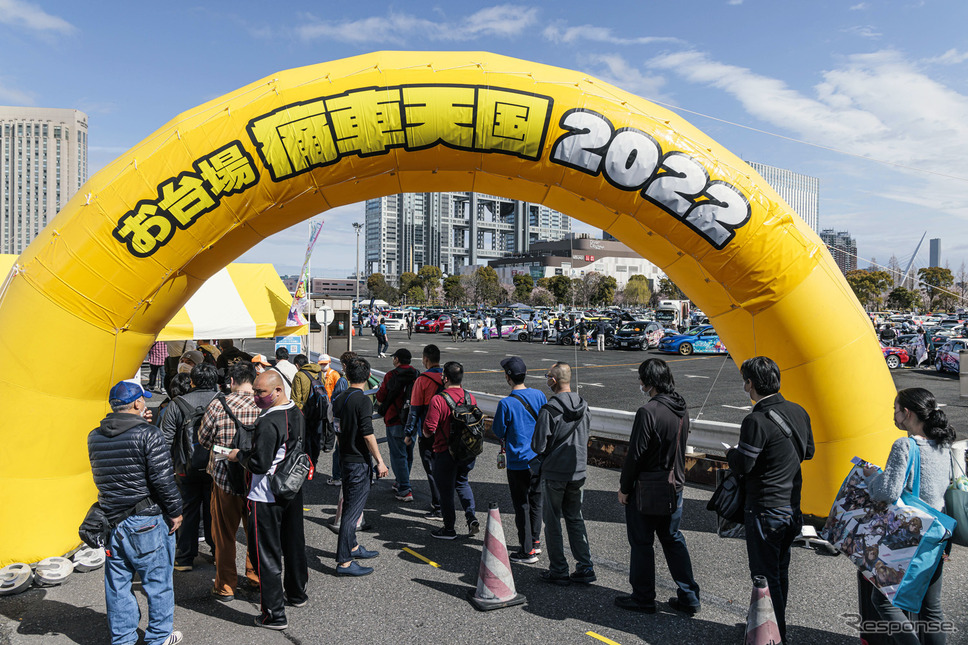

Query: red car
<box><xmin>416</xmin><ymin>313</ymin><xmax>451</xmax><ymax>333</ymax></box>
<box><xmin>880</xmin><ymin>343</ymin><xmax>910</xmax><ymax>369</ymax></box>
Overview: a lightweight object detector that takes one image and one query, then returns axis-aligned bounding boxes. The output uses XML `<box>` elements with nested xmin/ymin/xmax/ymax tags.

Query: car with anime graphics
<box><xmin>613</xmin><ymin>321</ymin><xmax>665</xmax><ymax>350</ymax></box>
<box><xmin>492</xmin><ymin>317</ymin><xmax>528</xmax><ymax>339</ymax></box>
<box><xmin>415</xmin><ymin>313</ymin><xmax>452</xmax><ymax>333</ymax></box>
<box><xmin>880</xmin><ymin>343</ymin><xmax>910</xmax><ymax>370</ymax></box>
<box><xmin>935</xmin><ymin>338</ymin><xmax>968</xmax><ymax>373</ymax></box>
<box><xmin>656</xmin><ymin>325</ymin><xmax>728</xmax><ymax>356</ymax></box>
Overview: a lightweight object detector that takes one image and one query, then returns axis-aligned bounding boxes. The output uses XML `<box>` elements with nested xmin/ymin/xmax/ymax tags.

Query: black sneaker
<box><xmin>539</xmin><ymin>570</ymin><xmax>570</xmax><ymax>586</ymax></box>
<box><xmin>426</xmin><ymin>508</ymin><xmax>443</xmax><ymax>520</ymax></box>
<box><xmin>467</xmin><ymin>518</ymin><xmax>481</xmax><ymax>536</ymax></box>
<box><xmin>430</xmin><ymin>527</ymin><xmax>458</xmax><ymax>540</ymax></box>
<box><xmin>532</xmin><ymin>540</ymin><xmax>542</xmax><ymax>555</ymax></box>
<box><xmin>509</xmin><ymin>550</ymin><xmax>539</xmax><ymax>564</ymax></box>
<box><xmin>668</xmin><ymin>598</ymin><xmax>701</xmax><ymax>616</ymax></box>
<box><xmin>614</xmin><ymin>595</ymin><xmax>657</xmax><ymax>613</ymax></box>
<box><xmin>286</xmin><ymin>597</ymin><xmax>308</xmax><ymax>608</ymax></box>
<box><xmin>570</xmin><ymin>567</ymin><xmax>597</xmax><ymax>585</ymax></box>
<box><xmin>253</xmin><ymin>615</ymin><xmax>288</xmax><ymax>630</ymax></box>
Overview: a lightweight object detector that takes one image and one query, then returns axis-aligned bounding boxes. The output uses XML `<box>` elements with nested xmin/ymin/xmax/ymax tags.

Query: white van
<box><xmin>383</xmin><ymin>310</ymin><xmax>408</xmax><ymax>331</ymax></box>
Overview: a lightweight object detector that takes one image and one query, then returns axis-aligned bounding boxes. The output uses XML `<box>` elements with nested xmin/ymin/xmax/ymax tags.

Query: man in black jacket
<box><xmin>375</xmin><ymin>348</ymin><xmax>419</xmax><ymax>503</ymax></box>
<box><xmin>89</xmin><ymin>379</ymin><xmax>184</xmax><ymax>645</ymax></box>
<box><xmin>616</xmin><ymin>359</ymin><xmax>700</xmax><ymax>615</ymax></box>
<box><xmin>726</xmin><ymin>356</ymin><xmax>815</xmax><ymax>644</ymax></box>
<box><xmin>228</xmin><ymin>370</ymin><xmax>308</xmax><ymax>630</ymax></box>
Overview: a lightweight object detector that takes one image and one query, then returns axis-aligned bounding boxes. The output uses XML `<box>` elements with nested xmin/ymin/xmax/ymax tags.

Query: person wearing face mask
<box><xmin>726</xmin><ymin>356</ymin><xmax>814</xmax><ymax>644</ymax></box>
<box><xmin>615</xmin><ymin>359</ymin><xmax>700</xmax><ymax>615</ymax></box>
<box><xmin>228</xmin><ymin>370</ymin><xmax>308</xmax><ymax>630</ymax></box>
<box><xmin>177</xmin><ymin>349</ymin><xmax>204</xmax><ymax>376</ymax></box>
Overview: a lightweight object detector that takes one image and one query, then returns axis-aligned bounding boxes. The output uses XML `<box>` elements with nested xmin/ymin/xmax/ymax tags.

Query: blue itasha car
<box><xmin>657</xmin><ymin>325</ymin><xmax>728</xmax><ymax>356</ymax></box>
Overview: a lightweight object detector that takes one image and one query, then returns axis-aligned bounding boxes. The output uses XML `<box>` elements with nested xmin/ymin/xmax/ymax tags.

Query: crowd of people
<box><xmin>86</xmin><ymin>338</ymin><xmax>957</xmax><ymax>644</ymax></box>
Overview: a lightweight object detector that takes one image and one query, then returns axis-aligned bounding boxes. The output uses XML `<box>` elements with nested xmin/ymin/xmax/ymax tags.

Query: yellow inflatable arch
<box><xmin>0</xmin><ymin>52</ymin><xmax>896</xmax><ymax>564</ymax></box>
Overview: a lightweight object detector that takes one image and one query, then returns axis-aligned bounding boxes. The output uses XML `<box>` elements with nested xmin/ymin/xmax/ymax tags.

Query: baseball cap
<box><xmin>317</xmin><ymin>353</ymin><xmax>332</xmax><ymax>365</ymax></box>
<box><xmin>500</xmin><ymin>356</ymin><xmax>527</xmax><ymax>377</ymax></box>
<box><xmin>391</xmin><ymin>348</ymin><xmax>412</xmax><ymax>362</ymax></box>
<box><xmin>109</xmin><ymin>379</ymin><xmax>152</xmax><ymax>405</ymax></box>
<box><xmin>180</xmin><ymin>350</ymin><xmax>204</xmax><ymax>366</ymax></box>
<box><xmin>251</xmin><ymin>354</ymin><xmax>271</xmax><ymax>366</ymax></box>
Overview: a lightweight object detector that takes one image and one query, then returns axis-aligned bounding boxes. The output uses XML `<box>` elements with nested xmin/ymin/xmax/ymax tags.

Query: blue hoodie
<box><xmin>492</xmin><ymin>387</ymin><xmax>548</xmax><ymax>469</ymax></box>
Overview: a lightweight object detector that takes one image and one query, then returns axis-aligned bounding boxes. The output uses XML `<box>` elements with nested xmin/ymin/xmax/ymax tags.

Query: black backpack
<box><xmin>377</xmin><ymin>367</ymin><xmax>419</xmax><ymax>422</ymax></box>
<box><xmin>171</xmin><ymin>397</ymin><xmax>209</xmax><ymax>476</ymax></box>
<box><xmin>302</xmin><ymin>371</ymin><xmax>334</xmax><ymax>463</ymax></box>
<box><xmin>441</xmin><ymin>390</ymin><xmax>486</xmax><ymax>462</ymax></box>
<box><xmin>213</xmin><ymin>393</ymin><xmax>257</xmax><ymax>496</ymax></box>
<box><xmin>269</xmin><ymin>411</ymin><xmax>312</xmax><ymax>502</ymax></box>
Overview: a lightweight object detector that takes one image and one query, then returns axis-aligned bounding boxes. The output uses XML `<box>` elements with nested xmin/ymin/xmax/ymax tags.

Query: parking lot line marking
<box><xmin>586</xmin><ymin>632</ymin><xmax>622</xmax><ymax>645</ymax></box>
<box><xmin>723</xmin><ymin>404</ymin><xmax>752</xmax><ymax>411</ymax></box>
<box><xmin>685</xmin><ymin>374</ymin><xmax>710</xmax><ymax>378</ymax></box>
<box><xmin>473</xmin><ymin>350</ymin><xmax>488</xmax><ymax>353</ymax></box>
<box><xmin>402</xmin><ymin>547</ymin><xmax>440</xmax><ymax>568</ymax></box>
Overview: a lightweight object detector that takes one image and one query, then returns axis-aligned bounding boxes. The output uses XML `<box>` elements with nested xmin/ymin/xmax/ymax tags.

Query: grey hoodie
<box><xmin>531</xmin><ymin>391</ymin><xmax>590</xmax><ymax>482</ymax></box>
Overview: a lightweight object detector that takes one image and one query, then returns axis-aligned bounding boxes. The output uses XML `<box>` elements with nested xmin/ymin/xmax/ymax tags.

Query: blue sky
<box><xmin>4</xmin><ymin>0</ymin><xmax>968</xmax><ymax>283</ymax></box>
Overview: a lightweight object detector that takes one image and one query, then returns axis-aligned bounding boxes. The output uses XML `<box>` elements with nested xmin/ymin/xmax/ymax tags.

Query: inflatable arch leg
<box><xmin>0</xmin><ymin>52</ymin><xmax>897</xmax><ymax>564</ymax></box>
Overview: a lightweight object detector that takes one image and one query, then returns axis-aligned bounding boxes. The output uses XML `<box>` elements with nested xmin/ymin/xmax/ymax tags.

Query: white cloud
<box><xmin>727</xmin><ymin>0</ymin><xmax>744</xmax><ymax>5</ymax></box>
<box><xmin>924</xmin><ymin>48</ymin><xmax>968</xmax><ymax>65</ymax></box>
<box><xmin>850</xmin><ymin>2</ymin><xmax>869</xmax><ymax>9</ymax></box>
<box><xmin>584</xmin><ymin>54</ymin><xmax>668</xmax><ymax>101</ymax></box>
<box><xmin>542</xmin><ymin>23</ymin><xmax>681</xmax><ymax>46</ymax></box>
<box><xmin>296</xmin><ymin>5</ymin><xmax>537</xmax><ymax>44</ymax></box>
<box><xmin>0</xmin><ymin>79</ymin><xmax>33</xmax><ymax>104</ymax></box>
<box><xmin>843</xmin><ymin>25</ymin><xmax>882</xmax><ymax>39</ymax></box>
<box><xmin>0</xmin><ymin>0</ymin><xmax>74</xmax><ymax>33</ymax></box>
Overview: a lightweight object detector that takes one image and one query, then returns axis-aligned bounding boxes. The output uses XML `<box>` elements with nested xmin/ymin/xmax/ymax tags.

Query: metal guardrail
<box><xmin>342</xmin><ymin>358</ymin><xmax>741</xmax><ymax>456</ymax></box>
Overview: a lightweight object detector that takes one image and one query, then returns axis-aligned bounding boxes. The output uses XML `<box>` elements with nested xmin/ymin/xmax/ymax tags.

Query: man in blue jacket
<box><xmin>492</xmin><ymin>356</ymin><xmax>547</xmax><ymax>563</ymax></box>
<box><xmin>89</xmin><ymin>380</ymin><xmax>184</xmax><ymax>645</ymax></box>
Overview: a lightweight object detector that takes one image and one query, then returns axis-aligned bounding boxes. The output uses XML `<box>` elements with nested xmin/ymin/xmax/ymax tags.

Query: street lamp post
<box><xmin>353</xmin><ymin>221</ymin><xmax>363</xmax><ymax>310</ymax></box>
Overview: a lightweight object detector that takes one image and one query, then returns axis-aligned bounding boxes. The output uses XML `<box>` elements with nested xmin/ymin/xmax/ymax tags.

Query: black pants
<box><xmin>432</xmin><ymin>450</ymin><xmax>476</xmax><ymax>532</ymax></box>
<box><xmin>175</xmin><ymin>471</ymin><xmax>213</xmax><ymax>566</ymax></box>
<box><xmin>147</xmin><ymin>364</ymin><xmax>163</xmax><ymax>389</ymax></box>
<box><xmin>626</xmin><ymin>490</ymin><xmax>700</xmax><ymax>607</ymax></box>
<box><xmin>162</xmin><ymin>356</ymin><xmax>180</xmax><ymax>393</ymax></box>
<box><xmin>337</xmin><ymin>462</ymin><xmax>370</xmax><ymax>563</ymax></box>
<box><xmin>507</xmin><ymin>468</ymin><xmax>542</xmax><ymax>552</ymax></box>
<box><xmin>248</xmin><ymin>491</ymin><xmax>308</xmax><ymax>626</ymax></box>
<box><xmin>418</xmin><ymin>435</ymin><xmax>440</xmax><ymax>510</ymax></box>
<box><xmin>745</xmin><ymin>504</ymin><xmax>801</xmax><ymax>642</ymax></box>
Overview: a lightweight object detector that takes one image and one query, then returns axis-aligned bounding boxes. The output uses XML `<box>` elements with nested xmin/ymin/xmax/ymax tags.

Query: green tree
<box><xmin>535</xmin><ymin>277</ymin><xmax>552</xmax><ymax>291</ymax></box>
<box><xmin>404</xmin><ymin>284</ymin><xmax>426</xmax><ymax>304</ymax></box>
<box><xmin>845</xmin><ymin>269</ymin><xmax>893</xmax><ymax>310</ymax></box>
<box><xmin>443</xmin><ymin>274</ymin><xmax>465</xmax><ymax>305</ymax></box>
<box><xmin>548</xmin><ymin>274</ymin><xmax>572</xmax><ymax>304</ymax></box>
<box><xmin>512</xmin><ymin>273</ymin><xmax>534</xmax><ymax>303</ymax></box>
<box><xmin>366</xmin><ymin>273</ymin><xmax>397</xmax><ymax>303</ymax></box>
<box><xmin>398</xmin><ymin>271</ymin><xmax>419</xmax><ymax>294</ymax></box>
<box><xmin>474</xmin><ymin>266</ymin><xmax>503</xmax><ymax>305</ymax></box>
<box><xmin>417</xmin><ymin>265</ymin><xmax>442</xmax><ymax>289</ymax></box>
<box><xmin>886</xmin><ymin>286</ymin><xmax>919</xmax><ymax>311</ymax></box>
<box><xmin>594</xmin><ymin>275</ymin><xmax>618</xmax><ymax>306</ymax></box>
<box><xmin>622</xmin><ymin>274</ymin><xmax>652</xmax><ymax>306</ymax></box>
<box><xmin>918</xmin><ymin>266</ymin><xmax>955</xmax><ymax>311</ymax></box>
<box><xmin>657</xmin><ymin>277</ymin><xmax>686</xmax><ymax>300</ymax></box>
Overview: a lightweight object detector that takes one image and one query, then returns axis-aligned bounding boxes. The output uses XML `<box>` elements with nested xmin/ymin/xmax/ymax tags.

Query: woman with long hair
<box><xmin>866</xmin><ymin>387</ymin><xmax>955</xmax><ymax>645</ymax></box>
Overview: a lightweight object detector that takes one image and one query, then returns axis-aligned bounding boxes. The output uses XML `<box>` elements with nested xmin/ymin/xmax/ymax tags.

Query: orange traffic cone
<box><xmin>469</xmin><ymin>503</ymin><xmax>526</xmax><ymax>611</ymax></box>
<box><xmin>745</xmin><ymin>576</ymin><xmax>782</xmax><ymax>645</ymax></box>
<box><xmin>327</xmin><ymin>486</ymin><xmax>365</xmax><ymax>534</ymax></box>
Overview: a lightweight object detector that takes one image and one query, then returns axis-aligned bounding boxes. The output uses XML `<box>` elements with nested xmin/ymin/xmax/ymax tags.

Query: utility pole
<box><xmin>353</xmin><ymin>221</ymin><xmax>364</xmax><ymax>308</ymax></box>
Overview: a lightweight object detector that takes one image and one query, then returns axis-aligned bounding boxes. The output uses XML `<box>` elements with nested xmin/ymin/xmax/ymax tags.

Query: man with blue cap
<box><xmin>492</xmin><ymin>356</ymin><xmax>547</xmax><ymax>563</ymax></box>
<box><xmin>88</xmin><ymin>379</ymin><xmax>184</xmax><ymax>645</ymax></box>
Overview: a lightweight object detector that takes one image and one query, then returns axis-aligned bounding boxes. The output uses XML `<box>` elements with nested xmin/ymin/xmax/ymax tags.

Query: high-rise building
<box><xmin>820</xmin><ymin>229</ymin><xmax>858</xmax><ymax>275</ymax></box>
<box><xmin>929</xmin><ymin>238</ymin><xmax>941</xmax><ymax>268</ymax></box>
<box><xmin>0</xmin><ymin>107</ymin><xmax>88</xmax><ymax>255</ymax></box>
<box><xmin>747</xmin><ymin>161</ymin><xmax>819</xmax><ymax>231</ymax></box>
<box><xmin>364</xmin><ymin>192</ymin><xmax>571</xmax><ymax>282</ymax></box>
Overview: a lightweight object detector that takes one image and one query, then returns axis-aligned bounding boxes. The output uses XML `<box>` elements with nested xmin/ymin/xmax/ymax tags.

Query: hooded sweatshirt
<box><xmin>292</xmin><ymin>362</ymin><xmax>323</xmax><ymax>410</ymax></box>
<box><xmin>88</xmin><ymin>412</ymin><xmax>183</xmax><ymax>521</ymax></box>
<box><xmin>620</xmin><ymin>392</ymin><xmax>690</xmax><ymax>495</ymax></box>
<box><xmin>531</xmin><ymin>391</ymin><xmax>590</xmax><ymax>482</ymax></box>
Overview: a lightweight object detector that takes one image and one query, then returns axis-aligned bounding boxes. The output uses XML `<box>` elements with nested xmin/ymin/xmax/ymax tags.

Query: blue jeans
<box><xmin>337</xmin><ymin>462</ymin><xmax>371</xmax><ymax>563</ymax></box>
<box><xmin>431</xmin><ymin>450</ymin><xmax>476</xmax><ymax>531</ymax></box>
<box><xmin>871</xmin><ymin>557</ymin><xmax>945</xmax><ymax>645</ymax></box>
<box><xmin>386</xmin><ymin>424</ymin><xmax>413</xmax><ymax>494</ymax></box>
<box><xmin>542</xmin><ymin>478</ymin><xmax>593</xmax><ymax>576</ymax></box>
<box><xmin>104</xmin><ymin>514</ymin><xmax>175</xmax><ymax>645</ymax></box>
<box><xmin>745</xmin><ymin>504</ymin><xmax>801</xmax><ymax>643</ymax></box>
<box><xmin>625</xmin><ymin>489</ymin><xmax>700</xmax><ymax>607</ymax></box>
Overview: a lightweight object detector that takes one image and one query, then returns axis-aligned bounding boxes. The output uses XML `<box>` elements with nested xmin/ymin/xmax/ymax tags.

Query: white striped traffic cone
<box><xmin>469</xmin><ymin>503</ymin><xmax>526</xmax><ymax>611</ymax></box>
<box><xmin>745</xmin><ymin>576</ymin><xmax>782</xmax><ymax>645</ymax></box>
<box><xmin>327</xmin><ymin>486</ymin><xmax>365</xmax><ymax>534</ymax></box>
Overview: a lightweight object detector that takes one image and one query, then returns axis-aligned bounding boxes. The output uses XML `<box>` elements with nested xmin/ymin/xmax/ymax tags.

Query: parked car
<box><xmin>936</xmin><ymin>338</ymin><xmax>968</xmax><ymax>373</ymax></box>
<box><xmin>493</xmin><ymin>317</ymin><xmax>528</xmax><ymax>339</ymax></box>
<box><xmin>383</xmin><ymin>310</ymin><xmax>408</xmax><ymax>331</ymax></box>
<box><xmin>613</xmin><ymin>321</ymin><xmax>665</xmax><ymax>350</ymax></box>
<box><xmin>880</xmin><ymin>343</ymin><xmax>910</xmax><ymax>369</ymax></box>
<box><xmin>656</xmin><ymin>325</ymin><xmax>728</xmax><ymax>356</ymax></box>
<box><xmin>416</xmin><ymin>313</ymin><xmax>452</xmax><ymax>333</ymax></box>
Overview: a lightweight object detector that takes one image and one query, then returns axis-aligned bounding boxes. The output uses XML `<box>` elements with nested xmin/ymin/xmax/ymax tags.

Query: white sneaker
<box><xmin>162</xmin><ymin>632</ymin><xmax>183</xmax><ymax>645</ymax></box>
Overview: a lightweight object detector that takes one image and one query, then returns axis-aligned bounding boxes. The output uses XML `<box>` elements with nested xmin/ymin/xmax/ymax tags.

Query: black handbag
<box><xmin>269</xmin><ymin>413</ymin><xmax>311</xmax><ymax>502</ymax></box>
<box><xmin>78</xmin><ymin>497</ymin><xmax>154</xmax><ymax>549</ymax></box>
<box><xmin>707</xmin><ymin>470</ymin><xmax>746</xmax><ymax>524</ymax></box>
<box><xmin>634</xmin><ymin>416</ymin><xmax>683</xmax><ymax>516</ymax></box>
